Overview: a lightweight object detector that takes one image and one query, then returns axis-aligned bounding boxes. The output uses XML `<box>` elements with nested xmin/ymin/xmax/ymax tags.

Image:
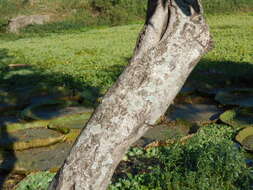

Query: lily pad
<box><xmin>20</xmin><ymin>100</ymin><xmax>73</xmax><ymax>120</ymax></box>
<box><xmin>236</xmin><ymin>127</ymin><xmax>253</xmax><ymax>151</ymax></box>
<box><xmin>143</xmin><ymin>123</ymin><xmax>191</xmax><ymax>141</ymax></box>
<box><xmin>3</xmin><ymin>111</ymin><xmax>92</xmax><ymax>133</ymax></box>
<box><xmin>220</xmin><ymin>108</ymin><xmax>253</xmax><ymax>128</ymax></box>
<box><xmin>0</xmin><ymin>142</ymin><xmax>73</xmax><ymax>172</ymax></box>
<box><xmin>215</xmin><ymin>88</ymin><xmax>253</xmax><ymax>107</ymax></box>
<box><xmin>134</xmin><ymin>120</ymin><xmax>197</xmax><ymax>147</ymax></box>
<box><xmin>48</xmin><ymin>109</ymin><xmax>92</xmax><ymax>129</ymax></box>
<box><xmin>167</xmin><ymin>104</ymin><xmax>221</xmax><ymax>124</ymax></box>
<box><xmin>0</xmin><ymin>128</ymin><xmax>64</xmax><ymax>150</ymax></box>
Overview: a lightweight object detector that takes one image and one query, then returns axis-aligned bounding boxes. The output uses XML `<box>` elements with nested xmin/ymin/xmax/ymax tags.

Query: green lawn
<box><xmin>0</xmin><ymin>13</ymin><xmax>252</xmax><ymax>95</ymax></box>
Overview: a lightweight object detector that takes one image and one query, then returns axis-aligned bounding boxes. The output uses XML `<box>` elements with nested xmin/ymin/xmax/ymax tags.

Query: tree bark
<box><xmin>49</xmin><ymin>0</ymin><xmax>212</xmax><ymax>189</ymax></box>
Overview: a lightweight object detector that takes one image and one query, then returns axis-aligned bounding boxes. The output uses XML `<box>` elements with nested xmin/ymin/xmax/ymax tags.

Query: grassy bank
<box><xmin>0</xmin><ymin>13</ymin><xmax>252</xmax><ymax>95</ymax></box>
<box><xmin>0</xmin><ymin>0</ymin><xmax>253</xmax><ymax>32</ymax></box>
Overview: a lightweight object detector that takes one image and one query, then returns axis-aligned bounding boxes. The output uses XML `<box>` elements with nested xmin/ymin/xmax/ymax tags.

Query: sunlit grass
<box><xmin>0</xmin><ymin>13</ymin><xmax>252</xmax><ymax>93</ymax></box>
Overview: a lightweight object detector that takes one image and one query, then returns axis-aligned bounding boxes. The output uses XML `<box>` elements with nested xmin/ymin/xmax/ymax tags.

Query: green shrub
<box><xmin>16</xmin><ymin>172</ymin><xmax>55</xmax><ymax>190</ymax></box>
<box><xmin>109</xmin><ymin>125</ymin><xmax>253</xmax><ymax>190</ymax></box>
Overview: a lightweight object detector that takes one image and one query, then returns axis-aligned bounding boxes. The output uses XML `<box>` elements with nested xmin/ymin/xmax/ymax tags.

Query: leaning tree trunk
<box><xmin>49</xmin><ymin>0</ymin><xmax>212</xmax><ymax>189</ymax></box>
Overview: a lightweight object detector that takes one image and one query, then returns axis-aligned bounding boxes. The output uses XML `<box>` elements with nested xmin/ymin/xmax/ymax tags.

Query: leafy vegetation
<box><xmin>109</xmin><ymin>125</ymin><xmax>253</xmax><ymax>190</ymax></box>
<box><xmin>15</xmin><ymin>172</ymin><xmax>55</xmax><ymax>190</ymax></box>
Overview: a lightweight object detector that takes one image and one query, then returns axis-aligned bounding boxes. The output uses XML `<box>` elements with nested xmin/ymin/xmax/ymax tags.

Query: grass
<box><xmin>0</xmin><ymin>24</ymin><xmax>139</xmax><ymax>93</ymax></box>
<box><xmin>0</xmin><ymin>0</ymin><xmax>252</xmax><ymax>33</ymax></box>
<box><xmin>0</xmin><ymin>13</ymin><xmax>252</xmax><ymax>95</ymax></box>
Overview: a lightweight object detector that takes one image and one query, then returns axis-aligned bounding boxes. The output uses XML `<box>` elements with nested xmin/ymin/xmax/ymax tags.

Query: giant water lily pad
<box><xmin>0</xmin><ymin>128</ymin><xmax>64</xmax><ymax>150</ymax></box>
<box><xmin>4</xmin><ymin>111</ymin><xmax>92</xmax><ymax>133</ymax></box>
<box><xmin>48</xmin><ymin>109</ymin><xmax>92</xmax><ymax>129</ymax></box>
<box><xmin>143</xmin><ymin>123</ymin><xmax>191</xmax><ymax>141</ymax></box>
<box><xmin>220</xmin><ymin>108</ymin><xmax>253</xmax><ymax>128</ymax></box>
<box><xmin>134</xmin><ymin>120</ymin><xmax>197</xmax><ymax>147</ymax></box>
<box><xmin>236</xmin><ymin>127</ymin><xmax>253</xmax><ymax>151</ymax></box>
<box><xmin>0</xmin><ymin>142</ymin><xmax>73</xmax><ymax>172</ymax></box>
<box><xmin>215</xmin><ymin>88</ymin><xmax>253</xmax><ymax>107</ymax></box>
<box><xmin>20</xmin><ymin>100</ymin><xmax>72</xmax><ymax>120</ymax></box>
<box><xmin>167</xmin><ymin>104</ymin><xmax>221</xmax><ymax>124</ymax></box>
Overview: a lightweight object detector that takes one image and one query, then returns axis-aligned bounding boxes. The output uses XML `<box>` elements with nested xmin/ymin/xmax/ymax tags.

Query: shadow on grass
<box><xmin>183</xmin><ymin>59</ymin><xmax>253</xmax><ymax>91</ymax></box>
<box><xmin>0</xmin><ymin>48</ymin><xmax>101</xmax><ymax>102</ymax></box>
<box><xmin>122</xmin><ymin>56</ymin><xmax>253</xmax><ymax>88</ymax></box>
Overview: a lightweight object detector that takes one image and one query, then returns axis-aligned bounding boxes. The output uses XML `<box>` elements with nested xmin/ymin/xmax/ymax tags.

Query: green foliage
<box><xmin>109</xmin><ymin>125</ymin><xmax>253</xmax><ymax>190</ymax></box>
<box><xmin>16</xmin><ymin>172</ymin><xmax>55</xmax><ymax>190</ymax></box>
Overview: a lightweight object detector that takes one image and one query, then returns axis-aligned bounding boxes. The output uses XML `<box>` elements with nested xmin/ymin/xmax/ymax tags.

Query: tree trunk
<box><xmin>49</xmin><ymin>0</ymin><xmax>212</xmax><ymax>189</ymax></box>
